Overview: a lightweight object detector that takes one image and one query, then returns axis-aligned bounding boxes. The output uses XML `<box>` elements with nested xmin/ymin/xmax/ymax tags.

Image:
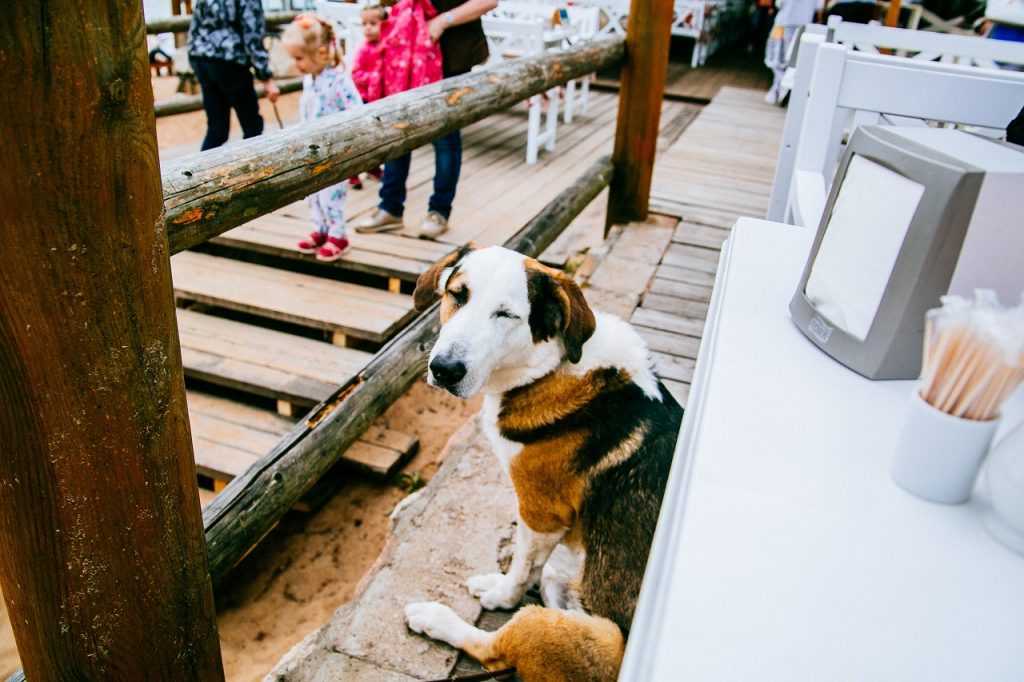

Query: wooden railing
<box><xmin>163</xmin><ymin>38</ymin><xmax>624</xmax><ymax>253</ymax></box>
<box><xmin>145</xmin><ymin>11</ymin><xmax>300</xmax><ymax>34</ymax></box>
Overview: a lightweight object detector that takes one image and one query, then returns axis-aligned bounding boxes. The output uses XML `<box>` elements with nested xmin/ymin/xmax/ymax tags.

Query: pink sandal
<box><xmin>316</xmin><ymin>236</ymin><xmax>352</xmax><ymax>262</ymax></box>
<box><xmin>297</xmin><ymin>231</ymin><xmax>327</xmax><ymax>254</ymax></box>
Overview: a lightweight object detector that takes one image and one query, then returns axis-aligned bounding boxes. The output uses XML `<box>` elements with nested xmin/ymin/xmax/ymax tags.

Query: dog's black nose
<box><xmin>429</xmin><ymin>356</ymin><xmax>467</xmax><ymax>388</ymax></box>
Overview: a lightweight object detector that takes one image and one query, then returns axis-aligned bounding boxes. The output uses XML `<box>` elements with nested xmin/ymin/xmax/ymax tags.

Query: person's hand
<box><xmin>427</xmin><ymin>14</ymin><xmax>446</xmax><ymax>43</ymax></box>
<box><xmin>263</xmin><ymin>80</ymin><xmax>281</xmax><ymax>103</ymax></box>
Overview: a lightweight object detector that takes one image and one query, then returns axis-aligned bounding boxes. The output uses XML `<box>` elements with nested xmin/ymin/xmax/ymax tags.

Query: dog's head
<box><xmin>413</xmin><ymin>245</ymin><xmax>596</xmax><ymax>397</ymax></box>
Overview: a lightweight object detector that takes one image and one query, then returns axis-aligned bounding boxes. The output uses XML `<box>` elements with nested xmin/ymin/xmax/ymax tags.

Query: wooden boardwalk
<box><xmin>628</xmin><ymin>86</ymin><xmax>786</xmax><ymax>405</ymax></box>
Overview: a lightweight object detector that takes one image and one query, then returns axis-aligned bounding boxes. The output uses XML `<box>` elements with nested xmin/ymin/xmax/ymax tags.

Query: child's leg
<box><xmin>315</xmin><ymin>183</ymin><xmax>351</xmax><ymax>262</ymax></box>
<box><xmin>319</xmin><ymin>183</ymin><xmax>348</xmax><ymax>241</ymax></box>
<box><xmin>297</xmin><ymin>193</ymin><xmax>329</xmax><ymax>253</ymax></box>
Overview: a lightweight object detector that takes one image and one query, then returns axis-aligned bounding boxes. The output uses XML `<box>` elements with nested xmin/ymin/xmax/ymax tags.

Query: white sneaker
<box><xmin>354</xmin><ymin>208</ymin><xmax>403</xmax><ymax>234</ymax></box>
<box><xmin>416</xmin><ymin>211</ymin><xmax>449</xmax><ymax>240</ymax></box>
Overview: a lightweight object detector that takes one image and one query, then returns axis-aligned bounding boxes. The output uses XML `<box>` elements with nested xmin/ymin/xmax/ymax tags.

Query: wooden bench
<box><xmin>176</xmin><ymin>308</ymin><xmax>372</xmax><ymax>415</ymax></box>
<box><xmin>171</xmin><ymin>251</ymin><xmax>418</xmax><ymax>345</ymax></box>
<box><xmin>187</xmin><ymin>390</ymin><xmax>419</xmax><ymax>489</ymax></box>
<box><xmin>213</xmin><ymin>203</ymin><xmax>454</xmax><ymax>290</ymax></box>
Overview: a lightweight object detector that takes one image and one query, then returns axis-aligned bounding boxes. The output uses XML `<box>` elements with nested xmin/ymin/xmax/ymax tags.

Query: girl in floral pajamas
<box><xmin>282</xmin><ymin>14</ymin><xmax>365</xmax><ymax>261</ymax></box>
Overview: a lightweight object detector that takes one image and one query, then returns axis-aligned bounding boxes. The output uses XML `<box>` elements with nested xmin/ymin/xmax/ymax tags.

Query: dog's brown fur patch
<box><xmin>462</xmin><ymin>606</ymin><xmax>625</xmax><ymax>682</ymax></box>
<box><xmin>498</xmin><ymin>369</ymin><xmax>630</xmax><ymax>436</ymax></box>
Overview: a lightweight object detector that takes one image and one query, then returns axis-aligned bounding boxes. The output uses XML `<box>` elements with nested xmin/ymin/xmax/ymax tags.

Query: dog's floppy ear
<box><xmin>413</xmin><ymin>244</ymin><xmax>474</xmax><ymax>311</ymax></box>
<box><xmin>526</xmin><ymin>260</ymin><xmax>596</xmax><ymax>364</ymax></box>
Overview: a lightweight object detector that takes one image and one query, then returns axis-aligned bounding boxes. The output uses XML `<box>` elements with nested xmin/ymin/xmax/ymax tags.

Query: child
<box><xmin>282</xmin><ymin>14</ymin><xmax>365</xmax><ymax>261</ymax></box>
<box><xmin>348</xmin><ymin>4</ymin><xmax>389</xmax><ymax>189</ymax></box>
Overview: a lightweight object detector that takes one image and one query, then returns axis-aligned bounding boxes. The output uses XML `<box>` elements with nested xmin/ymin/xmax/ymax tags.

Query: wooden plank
<box><xmin>171</xmin><ymin>251</ymin><xmax>416</xmax><ymax>342</ymax></box>
<box><xmin>662</xmin><ymin>243</ymin><xmax>719</xmax><ymax>271</ymax></box>
<box><xmin>663</xmin><ymin>378</ymin><xmax>691</xmax><ymax>407</ymax></box>
<box><xmin>650</xmin><ymin>351</ymin><xmax>696</xmax><ymax>383</ymax></box>
<box><xmin>648</xmin><ymin>276</ymin><xmax>713</xmax><ymax>303</ymax></box>
<box><xmin>655</xmin><ymin>263</ymin><xmax>717</xmax><ymax>287</ymax></box>
<box><xmin>671</xmin><ymin>222</ymin><xmax>731</xmax><ymax>250</ymax></box>
<box><xmin>631</xmin><ymin>306</ymin><xmax>705</xmax><ymax>338</ymax></box>
<box><xmin>187</xmin><ymin>391</ymin><xmax>418</xmax><ymax>482</ymax></box>
<box><xmin>640</xmin><ymin>293</ymin><xmax>710</xmax><ymax>319</ymax></box>
<box><xmin>177</xmin><ymin>308</ymin><xmax>372</xmax><ymax>404</ymax></box>
<box><xmin>637</xmin><ymin>326</ymin><xmax>702</xmax><ymax>360</ymax></box>
<box><xmin>214</xmin><ymin>206</ymin><xmax>456</xmax><ymax>282</ymax></box>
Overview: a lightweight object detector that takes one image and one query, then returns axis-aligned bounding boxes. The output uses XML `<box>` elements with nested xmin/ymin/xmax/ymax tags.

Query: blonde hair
<box><xmin>282</xmin><ymin>13</ymin><xmax>342</xmax><ymax>67</ymax></box>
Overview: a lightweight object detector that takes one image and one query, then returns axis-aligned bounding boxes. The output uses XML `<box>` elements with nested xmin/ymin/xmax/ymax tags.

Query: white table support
<box><xmin>620</xmin><ymin>218</ymin><xmax>1024</xmax><ymax>681</ymax></box>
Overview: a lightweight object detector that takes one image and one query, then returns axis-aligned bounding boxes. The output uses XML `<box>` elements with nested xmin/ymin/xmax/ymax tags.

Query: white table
<box><xmin>620</xmin><ymin>218</ymin><xmax>1024</xmax><ymax>681</ymax></box>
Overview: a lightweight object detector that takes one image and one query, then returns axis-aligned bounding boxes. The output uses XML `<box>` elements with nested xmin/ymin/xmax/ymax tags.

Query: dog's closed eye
<box><xmin>493</xmin><ymin>308</ymin><xmax>519</xmax><ymax>320</ymax></box>
<box><xmin>448</xmin><ymin>286</ymin><xmax>469</xmax><ymax>306</ymax></box>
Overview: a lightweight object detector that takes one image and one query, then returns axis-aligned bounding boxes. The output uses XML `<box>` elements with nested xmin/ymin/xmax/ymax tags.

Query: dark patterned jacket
<box><xmin>187</xmin><ymin>0</ymin><xmax>273</xmax><ymax>81</ymax></box>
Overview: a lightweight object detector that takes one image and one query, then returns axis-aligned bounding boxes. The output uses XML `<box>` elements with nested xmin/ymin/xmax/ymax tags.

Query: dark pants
<box><xmin>190</xmin><ymin>56</ymin><xmax>264</xmax><ymax>151</ymax></box>
<box><xmin>378</xmin><ymin>130</ymin><xmax>462</xmax><ymax>219</ymax></box>
<box><xmin>826</xmin><ymin>2</ymin><xmax>876</xmax><ymax>24</ymax></box>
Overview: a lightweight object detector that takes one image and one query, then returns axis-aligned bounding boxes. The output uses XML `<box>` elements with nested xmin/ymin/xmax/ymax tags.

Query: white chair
<box><xmin>779</xmin><ymin>38</ymin><xmax>1024</xmax><ymax>227</ymax></box>
<box><xmin>561</xmin><ymin>6</ymin><xmax>600</xmax><ymax>122</ymax></box>
<box><xmin>482</xmin><ymin>16</ymin><xmax>560</xmax><ymax>163</ymax></box>
<box><xmin>767</xmin><ymin>26</ymin><xmax>1024</xmax><ymax>223</ymax></box>
<box><xmin>827</xmin><ymin>15</ymin><xmax>1024</xmax><ymax>68</ymax></box>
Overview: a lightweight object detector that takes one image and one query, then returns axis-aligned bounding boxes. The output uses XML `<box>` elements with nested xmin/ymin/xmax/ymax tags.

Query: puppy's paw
<box><xmin>467</xmin><ymin>572</ymin><xmax>521</xmax><ymax>610</ymax></box>
<box><xmin>405</xmin><ymin>601</ymin><xmax>467</xmax><ymax>646</ymax></box>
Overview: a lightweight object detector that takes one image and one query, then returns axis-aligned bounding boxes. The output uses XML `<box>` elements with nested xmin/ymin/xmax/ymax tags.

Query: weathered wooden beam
<box><xmin>155</xmin><ymin>77</ymin><xmax>303</xmax><ymax>118</ymax></box>
<box><xmin>146</xmin><ymin>10</ymin><xmax>299</xmax><ymax>34</ymax></box>
<box><xmin>164</xmin><ymin>37</ymin><xmax>624</xmax><ymax>255</ymax></box>
<box><xmin>202</xmin><ymin>155</ymin><xmax>614</xmax><ymax>585</ymax></box>
<box><xmin>606</xmin><ymin>0</ymin><xmax>673</xmax><ymax>228</ymax></box>
<box><xmin>0</xmin><ymin>2</ymin><xmax>224</xmax><ymax>680</ymax></box>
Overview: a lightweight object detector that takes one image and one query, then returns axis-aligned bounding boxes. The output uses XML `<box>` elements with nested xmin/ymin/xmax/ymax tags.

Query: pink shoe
<box><xmin>297</xmin><ymin>231</ymin><xmax>327</xmax><ymax>254</ymax></box>
<box><xmin>316</xmin><ymin>236</ymin><xmax>352</xmax><ymax>262</ymax></box>
<box><xmin>348</xmin><ymin>176</ymin><xmax>363</xmax><ymax>189</ymax></box>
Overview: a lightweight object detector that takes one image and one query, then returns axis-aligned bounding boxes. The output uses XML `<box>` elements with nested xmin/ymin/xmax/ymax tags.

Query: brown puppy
<box><xmin>405</xmin><ymin>246</ymin><xmax>682</xmax><ymax>681</ymax></box>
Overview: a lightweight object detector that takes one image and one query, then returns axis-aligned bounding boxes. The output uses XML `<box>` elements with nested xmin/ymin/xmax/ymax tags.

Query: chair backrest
<box><xmin>481</xmin><ymin>16</ymin><xmax>547</xmax><ymax>61</ymax></box>
<box><xmin>575</xmin><ymin>0</ymin><xmax>629</xmax><ymax>36</ymax></box>
<box><xmin>779</xmin><ymin>38</ymin><xmax>1024</xmax><ymax>225</ymax></box>
<box><xmin>827</xmin><ymin>15</ymin><xmax>1024</xmax><ymax>69</ymax></box>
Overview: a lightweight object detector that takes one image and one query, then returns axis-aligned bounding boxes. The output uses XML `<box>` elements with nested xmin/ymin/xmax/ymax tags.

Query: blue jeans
<box><xmin>379</xmin><ymin>130</ymin><xmax>462</xmax><ymax>219</ymax></box>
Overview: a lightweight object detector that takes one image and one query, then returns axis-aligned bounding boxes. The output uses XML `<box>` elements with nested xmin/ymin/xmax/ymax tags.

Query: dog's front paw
<box><xmin>405</xmin><ymin>601</ymin><xmax>467</xmax><ymax>646</ymax></box>
<box><xmin>467</xmin><ymin>572</ymin><xmax>522</xmax><ymax>610</ymax></box>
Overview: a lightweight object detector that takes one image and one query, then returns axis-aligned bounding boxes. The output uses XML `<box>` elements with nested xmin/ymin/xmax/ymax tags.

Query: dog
<box><xmin>404</xmin><ymin>245</ymin><xmax>682</xmax><ymax>681</ymax></box>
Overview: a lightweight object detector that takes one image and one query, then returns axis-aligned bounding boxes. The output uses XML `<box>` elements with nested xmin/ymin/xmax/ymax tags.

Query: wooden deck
<box><xmin>169</xmin><ymin>88</ymin><xmax>702</xmax><ymax>500</ymax></box>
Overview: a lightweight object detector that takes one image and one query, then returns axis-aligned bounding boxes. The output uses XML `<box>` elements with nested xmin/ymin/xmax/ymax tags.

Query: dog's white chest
<box><xmin>480</xmin><ymin>395</ymin><xmax>523</xmax><ymax>474</ymax></box>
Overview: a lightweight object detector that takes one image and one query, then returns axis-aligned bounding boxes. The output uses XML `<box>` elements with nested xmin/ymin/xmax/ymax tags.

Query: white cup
<box><xmin>891</xmin><ymin>390</ymin><xmax>1001</xmax><ymax>504</ymax></box>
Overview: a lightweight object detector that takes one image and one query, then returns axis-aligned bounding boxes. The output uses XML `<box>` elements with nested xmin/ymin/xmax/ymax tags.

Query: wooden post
<box><xmin>0</xmin><ymin>3</ymin><xmax>224</xmax><ymax>680</ymax></box>
<box><xmin>606</xmin><ymin>0</ymin><xmax>674</xmax><ymax>229</ymax></box>
<box><xmin>884</xmin><ymin>0</ymin><xmax>903</xmax><ymax>27</ymax></box>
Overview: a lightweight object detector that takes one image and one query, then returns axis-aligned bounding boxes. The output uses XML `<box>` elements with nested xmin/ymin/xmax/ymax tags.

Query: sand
<box><xmin>0</xmin><ymin>74</ymin><xmax>481</xmax><ymax>681</ymax></box>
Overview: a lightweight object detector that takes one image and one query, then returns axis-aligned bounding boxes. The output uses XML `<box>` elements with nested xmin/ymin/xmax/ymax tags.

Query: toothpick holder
<box><xmin>891</xmin><ymin>391</ymin><xmax>1001</xmax><ymax>504</ymax></box>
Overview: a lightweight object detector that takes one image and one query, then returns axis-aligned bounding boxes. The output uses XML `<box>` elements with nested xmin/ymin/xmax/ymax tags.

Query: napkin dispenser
<box><xmin>789</xmin><ymin>126</ymin><xmax>1024</xmax><ymax>380</ymax></box>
